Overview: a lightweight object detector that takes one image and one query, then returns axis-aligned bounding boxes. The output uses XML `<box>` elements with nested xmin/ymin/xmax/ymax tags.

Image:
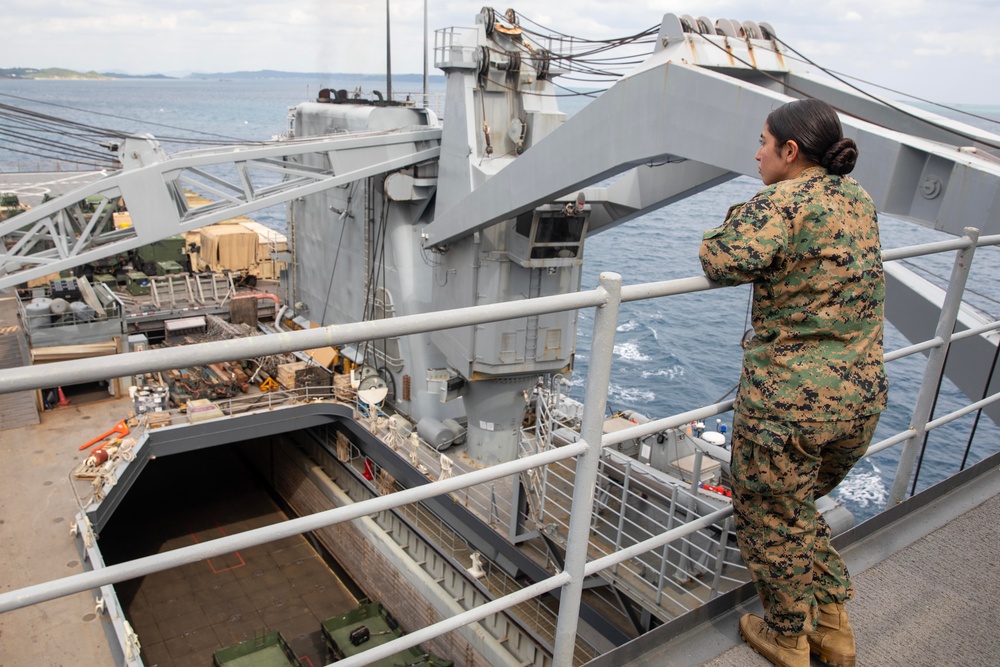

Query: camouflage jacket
<box><xmin>699</xmin><ymin>166</ymin><xmax>887</xmax><ymax>422</ymax></box>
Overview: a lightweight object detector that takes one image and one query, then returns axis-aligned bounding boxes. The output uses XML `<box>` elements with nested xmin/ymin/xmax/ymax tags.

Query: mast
<box><xmin>386</xmin><ymin>0</ymin><xmax>392</xmax><ymax>102</ymax></box>
<box><xmin>423</xmin><ymin>0</ymin><xmax>428</xmax><ymax>101</ymax></box>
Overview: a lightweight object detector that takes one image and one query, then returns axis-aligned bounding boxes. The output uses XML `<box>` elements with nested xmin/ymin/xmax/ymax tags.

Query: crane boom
<box><xmin>422</xmin><ymin>16</ymin><xmax>1000</xmax><ymax>248</ymax></box>
<box><xmin>0</xmin><ymin>127</ymin><xmax>440</xmax><ymax>289</ymax></box>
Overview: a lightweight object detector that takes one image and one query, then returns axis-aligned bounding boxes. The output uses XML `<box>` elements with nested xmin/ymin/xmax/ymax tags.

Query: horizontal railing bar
<box><xmin>866</xmin><ymin>394</ymin><xmax>1000</xmax><ymax>459</ymax></box>
<box><xmin>621</xmin><ymin>276</ymin><xmax>715</xmax><ymax>302</ymax></box>
<box><xmin>0</xmin><ymin>286</ymin><xmax>609</xmax><ymax>395</ymax></box>
<box><xmin>885</xmin><ymin>336</ymin><xmax>944</xmax><ymax>363</ymax></box>
<box><xmin>600</xmin><ymin>400</ymin><xmax>736</xmax><ymax>448</ymax></box>
<box><xmin>866</xmin><ymin>428</ymin><xmax>919</xmax><ymax>457</ymax></box>
<box><xmin>951</xmin><ymin>320</ymin><xmax>1000</xmax><ymax>343</ymax></box>
<box><xmin>0</xmin><ymin>440</ymin><xmax>587</xmax><ymax>614</ymax></box>
<box><xmin>926</xmin><ymin>391</ymin><xmax>1000</xmax><ymax>431</ymax></box>
<box><xmin>882</xmin><ymin>236</ymin><xmax>974</xmax><ymax>261</ymax></box>
<box><xmin>974</xmin><ymin>233</ymin><xmax>1000</xmax><ymax>247</ymax></box>
<box><xmin>884</xmin><ymin>318</ymin><xmax>999</xmax><ymax>364</ymax></box>
<box><xmin>586</xmin><ymin>508</ymin><xmax>732</xmax><ymax>575</ymax></box>
<box><xmin>331</xmin><ymin>571</ymin><xmax>571</xmax><ymax>667</ymax></box>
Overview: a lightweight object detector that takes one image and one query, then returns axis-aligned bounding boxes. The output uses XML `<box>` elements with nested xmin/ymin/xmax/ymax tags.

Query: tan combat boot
<box><xmin>807</xmin><ymin>602</ymin><xmax>856</xmax><ymax>667</ymax></box>
<box><xmin>738</xmin><ymin>613</ymin><xmax>809</xmax><ymax>667</ymax></box>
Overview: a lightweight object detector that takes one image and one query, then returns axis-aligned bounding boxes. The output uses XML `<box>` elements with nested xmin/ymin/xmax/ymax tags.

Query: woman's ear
<box><xmin>783</xmin><ymin>139</ymin><xmax>800</xmax><ymax>164</ymax></box>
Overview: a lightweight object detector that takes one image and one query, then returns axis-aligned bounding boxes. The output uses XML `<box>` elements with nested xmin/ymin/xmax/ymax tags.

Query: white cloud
<box><xmin>914</xmin><ymin>47</ymin><xmax>954</xmax><ymax>57</ymax></box>
<box><xmin>1</xmin><ymin>1</ymin><xmax>998</xmax><ymax>103</ymax></box>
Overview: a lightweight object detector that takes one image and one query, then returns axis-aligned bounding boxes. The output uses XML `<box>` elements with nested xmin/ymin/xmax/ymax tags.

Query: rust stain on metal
<box><xmin>773</xmin><ymin>46</ymin><xmax>786</xmax><ymax>70</ymax></box>
<box><xmin>687</xmin><ymin>36</ymin><xmax>700</xmax><ymax>64</ymax></box>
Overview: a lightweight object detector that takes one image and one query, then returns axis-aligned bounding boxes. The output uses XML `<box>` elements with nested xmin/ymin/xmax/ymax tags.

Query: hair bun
<box><xmin>822</xmin><ymin>138</ymin><xmax>858</xmax><ymax>175</ymax></box>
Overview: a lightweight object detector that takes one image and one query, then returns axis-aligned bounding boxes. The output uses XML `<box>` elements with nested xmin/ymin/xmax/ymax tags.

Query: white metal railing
<box><xmin>0</xmin><ymin>231</ymin><xmax>999</xmax><ymax>667</ymax></box>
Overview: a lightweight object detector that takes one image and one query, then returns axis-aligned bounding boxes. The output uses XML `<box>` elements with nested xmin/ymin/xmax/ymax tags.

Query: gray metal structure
<box><xmin>1</xmin><ymin>9</ymin><xmax>998</xmax><ymax>466</ymax></box>
<box><xmin>1</xmin><ymin>232</ymin><xmax>998</xmax><ymax>667</ymax></box>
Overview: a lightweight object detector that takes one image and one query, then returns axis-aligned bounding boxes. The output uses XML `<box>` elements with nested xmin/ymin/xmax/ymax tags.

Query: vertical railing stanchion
<box><xmin>889</xmin><ymin>227</ymin><xmax>979</xmax><ymax>506</ymax></box>
<box><xmin>612</xmin><ymin>462</ymin><xmax>632</xmax><ymax>577</ymax></box>
<box><xmin>552</xmin><ymin>272</ymin><xmax>621</xmax><ymax>666</ymax></box>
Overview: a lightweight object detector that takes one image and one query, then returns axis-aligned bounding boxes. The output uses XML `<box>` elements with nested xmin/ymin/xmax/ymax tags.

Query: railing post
<box><xmin>888</xmin><ymin>227</ymin><xmax>980</xmax><ymax>506</ymax></box>
<box><xmin>612</xmin><ymin>461</ymin><xmax>633</xmax><ymax>577</ymax></box>
<box><xmin>553</xmin><ymin>272</ymin><xmax>621</xmax><ymax>665</ymax></box>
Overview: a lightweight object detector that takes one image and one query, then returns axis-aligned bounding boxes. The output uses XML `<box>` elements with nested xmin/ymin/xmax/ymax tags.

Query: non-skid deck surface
<box><xmin>594</xmin><ymin>463</ymin><xmax>1000</xmax><ymax>667</ymax></box>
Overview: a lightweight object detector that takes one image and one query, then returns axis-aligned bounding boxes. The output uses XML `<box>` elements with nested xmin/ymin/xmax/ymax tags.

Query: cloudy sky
<box><xmin>3</xmin><ymin>1</ymin><xmax>998</xmax><ymax>105</ymax></box>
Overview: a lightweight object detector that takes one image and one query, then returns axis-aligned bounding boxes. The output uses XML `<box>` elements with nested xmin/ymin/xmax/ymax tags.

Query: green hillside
<box><xmin>1</xmin><ymin>67</ymin><xmax>111</xmax><ymax>79</ymax></box>
<box><xmin>0</xmin><ymin>68</ymin><xmax>173</xmax><ymax>80</ymax></box>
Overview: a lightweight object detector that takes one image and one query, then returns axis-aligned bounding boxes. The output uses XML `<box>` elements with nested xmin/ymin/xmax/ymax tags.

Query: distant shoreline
<box><xmin>1</xmin><ymin>67</ymin><xmax>443</xmax><ymax>82</ymax></box>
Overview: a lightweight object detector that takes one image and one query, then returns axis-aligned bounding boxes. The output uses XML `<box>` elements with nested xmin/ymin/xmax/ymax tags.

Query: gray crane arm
<box><xmin>0</xmin><ymin>128</ymin><xmax>441</xmax><ymax>290</ymax></box>
<box><xmin>422</xmin><ymin>15</ymin><xmax>1000</xmax><ymax>248</ymax></box>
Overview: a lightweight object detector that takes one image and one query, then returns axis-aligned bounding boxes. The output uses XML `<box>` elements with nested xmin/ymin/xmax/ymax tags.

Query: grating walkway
<box><xmin>586</xmin><ymin>454</ymin><xmax>1000</xmax><ymax>667</ymax></box>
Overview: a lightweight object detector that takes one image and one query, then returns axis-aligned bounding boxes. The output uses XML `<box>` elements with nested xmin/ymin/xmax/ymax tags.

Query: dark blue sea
<box><xmin>2</xmin><ymin>77</ymin><xmax>998</xmax><ymax>523</ymax></box>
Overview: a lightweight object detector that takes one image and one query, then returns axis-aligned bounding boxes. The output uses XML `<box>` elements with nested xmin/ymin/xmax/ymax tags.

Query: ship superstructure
<box><xmin>0</xmin><ymin>8</ymin><xmax>999</xmax><ymax>667</ymax></box>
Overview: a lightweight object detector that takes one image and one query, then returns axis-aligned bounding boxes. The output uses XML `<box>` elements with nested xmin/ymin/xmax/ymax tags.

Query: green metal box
<box><xmin>126</xmin><ymin>272</ymin><xmax>150</xmax><ymax>296</ymax></box>
<box><xmin>157</xmin><ymin>260</ymin><xmax>184</xmax><ymax>275</ymax></box>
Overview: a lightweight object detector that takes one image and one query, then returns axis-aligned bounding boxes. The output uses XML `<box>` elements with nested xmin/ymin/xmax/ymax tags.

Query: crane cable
<box><xmin>699</xmin><ymin>33</ymin><xmax>1000</xmax><ymax>152</ymax></box>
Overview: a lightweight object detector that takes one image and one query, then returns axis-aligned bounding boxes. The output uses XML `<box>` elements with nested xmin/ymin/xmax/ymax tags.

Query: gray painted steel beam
<box><xmin>0</xmin><ymin>129</ymin><xmax>441</xmax><ymax>289</ymax></box>
<box><xmin>424</xmin><ymin>47</ymin><xmax>1000</xmax><ymax>247</ymax></box>
<box><xmin>786</xmin><ymin>72</ymin><xmax>1000</xmax><ymax>156</ymax></box>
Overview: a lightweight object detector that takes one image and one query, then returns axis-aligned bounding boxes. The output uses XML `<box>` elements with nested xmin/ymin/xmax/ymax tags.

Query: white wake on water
<box><xmin>613</xmin><ymin>341</ymin><xmax>651</xmax><ymax>362</ymax></box>
<box><xmin>834</xmin><ymin>461</ymin><xmax>888</xmax><ymax>509</ymax></box>
<box><xmin>608</xmin><ymin>383</ymin><xmax>657</xmax><ymax>404</ymax></box>
<box><xmin>641</xmin><ymin>366</ymin><xmax>685</xmax><ymax>380</ymax></box>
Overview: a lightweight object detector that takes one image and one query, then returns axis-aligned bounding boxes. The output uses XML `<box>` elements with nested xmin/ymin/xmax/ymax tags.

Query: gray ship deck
<box><xmin>2</xmin><ymin>291</ymin><xmax>999</xmax><ymax>666</ymax></box>
<box><xmin>2</xmin><ymin>375</ymin><xmax>998</xmax><ymax>666</ymax></box>
<box><xmin>590</xmin><ymin>455</ymin><xmax>1000</xmax><ymax>667</ymax></box>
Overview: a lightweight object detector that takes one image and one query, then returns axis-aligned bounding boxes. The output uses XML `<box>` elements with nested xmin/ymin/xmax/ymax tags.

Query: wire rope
<box><xmin>717</xmin><ymin>34</ymin><xmax>1000</xmax><ymax>151</ymax></box>
<box><xmin>0</xmin><ymin>91</ymin><xmax>256</xmax><ymax>143</ymax></box>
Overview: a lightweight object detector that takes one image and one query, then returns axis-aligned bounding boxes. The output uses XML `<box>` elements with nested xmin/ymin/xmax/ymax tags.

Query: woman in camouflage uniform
<box><xmin>699</xmin><ymin>98</ymin><xmax>887</xmax><ymax>667</ymax></box>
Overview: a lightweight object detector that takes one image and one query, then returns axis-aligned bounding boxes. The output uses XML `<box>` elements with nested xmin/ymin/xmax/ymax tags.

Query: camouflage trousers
<box><xmin>730</xmin><ymin>411</ymin><xmax>881</xmax><ymax>635</ymax></box>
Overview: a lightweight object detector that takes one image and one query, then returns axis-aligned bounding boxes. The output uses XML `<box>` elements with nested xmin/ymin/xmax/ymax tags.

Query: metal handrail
<box><xmin>0</xmin><ymin>233</ymin><xmax>998</xmax><ymax>666</ymax></box>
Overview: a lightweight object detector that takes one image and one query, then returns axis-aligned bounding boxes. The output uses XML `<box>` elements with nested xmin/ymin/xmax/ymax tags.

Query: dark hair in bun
<box><xmin>766</xmin><ymin>98</ymin><xmax>858</xmax><ymax>175</ymax></box>
<box><xmin>821</xmin><ymin>138</ymin><xmax>859</xmax><ymax>176</ymax></box>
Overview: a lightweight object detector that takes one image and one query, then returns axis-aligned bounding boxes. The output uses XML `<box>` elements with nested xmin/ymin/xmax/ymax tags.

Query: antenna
<box><xmin>386</xmin><ymin>0</ymin><xmax>393</xmax><ymax>103</ymax></box>
<box><xmin>423</xmin><ymin>0</ymin><xmax>428</xmax><ymax>102</ymax></box>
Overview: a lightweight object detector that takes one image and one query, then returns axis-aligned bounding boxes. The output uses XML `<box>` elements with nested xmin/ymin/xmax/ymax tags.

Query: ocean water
<box><xmin>1</xmin><ymin>77</ymin><xmax>998</xmax><ymax>523</ymax></box>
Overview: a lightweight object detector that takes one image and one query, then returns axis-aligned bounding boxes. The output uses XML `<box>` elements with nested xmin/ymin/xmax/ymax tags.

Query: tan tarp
<box><xmin>239</xmin><ymin>220</ymin><xmax>288</xmax><ymax>250</ymax></box>
<box><xmin>31</xmin><ymin>340</ymin><xmax>118</xmax><ymax>363</ymax></box>
<box><xmin>195</xmin><ymin>224</ymin><xmax>260</xmax><ymax>272</ymax></box>
<box><xmin>182</xmin><ymin>191</ymin><xmax>287</xmax><ymax>277</ymax></box>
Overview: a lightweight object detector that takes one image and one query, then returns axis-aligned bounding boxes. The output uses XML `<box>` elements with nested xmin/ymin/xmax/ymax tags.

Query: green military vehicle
<box><xmin>0</xmin><ymin>193</ymin><xmax>27</xmax><ymax>221</ymax></box>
